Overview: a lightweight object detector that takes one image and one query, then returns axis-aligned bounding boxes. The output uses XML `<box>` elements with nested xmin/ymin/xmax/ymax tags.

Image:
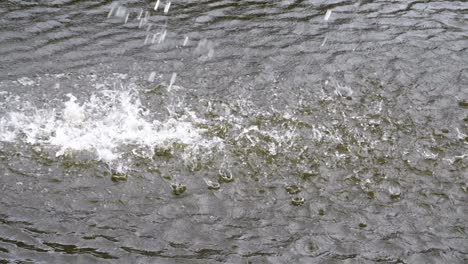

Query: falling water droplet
<box><xmin>151</xmin><ymin>33</ymin><xmax>159</xmax><ymax>44</ymax></box>
<box><xmin>168</xmin><ymin>73</ymin><xmax>177</xmax><ymax>91</ymax></box>
<box><xmin>321</xmin><ymin>36</ymin><xmax>328</xmax><ymax>47</ymax></box>
<box><xmin>164</xmin><ymin>2</ymin><xmax>171</xmax><ymax>14</ymax></box>
<box><xmin>183</xmin><ymin>36</ymin><xmax>189</xmax><ymax>46</ymax></box>
<box><xmin>158</xmin><ymin>30</ymin><xmax>167</xmax><ymax>43</ymax></box>
<box><xmin>324</xmin><ymin>10</ymin><xmax>332</xmax><ymax>21</ymax></box>
<box><xmin>108</xmin><ymin>3</ymin><xmax>117</xmax><ymax>18</ymax></box>
<box><xmin>154</xmin><ymin>0</ymin><xmax>160</xmax><ymax>11</ymax></box>
<box><xmin>137</xmin><ymin>8</ymin><xmax>143</xmax><ymax>20</ymax></box>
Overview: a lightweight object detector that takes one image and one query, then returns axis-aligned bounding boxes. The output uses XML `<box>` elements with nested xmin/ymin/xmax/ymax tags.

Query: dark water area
<box><xmin>0</xmin><ymin>0</ymin><xmax>467</xmax><ymax>263</ymax></box>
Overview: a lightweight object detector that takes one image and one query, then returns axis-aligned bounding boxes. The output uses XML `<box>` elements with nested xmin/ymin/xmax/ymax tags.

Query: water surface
<box><xmin>0</xmin><ymin>0</ymin><xmax>467</xmax><ymax>263</ymax></box>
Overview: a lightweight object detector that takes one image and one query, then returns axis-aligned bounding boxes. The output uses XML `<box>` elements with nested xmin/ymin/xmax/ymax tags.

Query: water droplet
<box><xmin>164</xmin><ymin>2</ymin><xmax>171</xmax><ymax>14</ymax></box>
<box><xmin>154</xmin><ymin>0</ymin><xmax>160</xmax><ymax>11</ymax></box>
<box><xmin>158</xmin><ymin>30</ymin><xmax>167</xmax><ymax>43</ymax></box>
<box><xmin>168</xmin><ymin>72</ymin><xmax>177</xmax><ymax>91</ymax></box>
<box><xmin>324</xmin><ymin>10</ymin><xmax>332</xmax><ymax>21</ymax></box>
<box><xmin>321</xmin><ymin>36</ymin><xmax>328</xmax><ymax>47</ymax></box>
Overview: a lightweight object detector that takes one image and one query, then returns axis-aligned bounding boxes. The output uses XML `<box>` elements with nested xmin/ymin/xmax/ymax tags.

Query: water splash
<box><xmin>0</xmin><ymin>90</ymin><xmax>206</xmax><ymax>164</ymax></box>
<box><xmin>154</xmin><ymin>0</ymin><xmax>160</xmax><ymax>11</ymax></box>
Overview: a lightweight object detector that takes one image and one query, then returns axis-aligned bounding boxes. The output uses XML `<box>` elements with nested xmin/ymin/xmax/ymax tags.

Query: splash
<box><xmin>0</xmin><ymin>90</ymin><xmax>205</xmax><ymax>164</ymax></box>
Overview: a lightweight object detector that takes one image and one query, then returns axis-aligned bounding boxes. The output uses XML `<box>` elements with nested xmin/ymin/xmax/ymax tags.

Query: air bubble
<box><xmin>291</xmin><ymin>197</ymin><xmax>305</xmax><ymax>206</ymax></box>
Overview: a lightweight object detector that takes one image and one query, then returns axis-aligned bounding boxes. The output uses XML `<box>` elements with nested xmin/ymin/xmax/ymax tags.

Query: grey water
<box><xmin>0</xmin><ymin>0</ymin><xmax>467</xmax><ymax>263</ymax></box>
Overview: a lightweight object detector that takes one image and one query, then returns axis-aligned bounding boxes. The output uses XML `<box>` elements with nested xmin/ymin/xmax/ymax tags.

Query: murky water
<box><xmin>0</xmin><ymin>0</ymin><xmax>467</xmax><ymax>263</ymax></box>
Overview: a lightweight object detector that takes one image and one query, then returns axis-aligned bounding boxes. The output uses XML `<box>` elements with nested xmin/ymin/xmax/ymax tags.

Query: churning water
<box><xmin>0</xmin><ymin>0</ymin><xmax>467</xmax><ymax>263</ymax></box>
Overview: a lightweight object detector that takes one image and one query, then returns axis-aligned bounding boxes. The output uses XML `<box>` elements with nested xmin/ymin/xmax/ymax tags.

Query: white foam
<box><xmin>17</xmin><ymin>77</ymin><xmax>35</xmax><ymax>86</ymax></box>
<box><xmin>0</xmin><ymin>90</ymin><xmax>205</xmax><ymax>164</ymax></box>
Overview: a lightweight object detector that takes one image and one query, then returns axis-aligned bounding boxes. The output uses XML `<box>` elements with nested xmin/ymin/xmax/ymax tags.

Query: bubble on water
<box><xmin>218</xmin><ymin>168</ymin><xmax>234</xmax><ymax>183</ymax></box>
<box><xmin>137</xmin><ymin>8</ymin><xmax>143</xmax><ymax>20</ymax></box>
<box><xmin>204</xmin><ymin>179</ymin><xmax>220</xmax><ymax>190</ymax></box>
<box><xmin>291</xmin><ymin>197</ymin><xmax>305</xmax><ymax>206</ymax></box>
<box><xmin>151</xmin><ymin>33</ymin><xmax>159</xmax><ymax>44</ymax></box>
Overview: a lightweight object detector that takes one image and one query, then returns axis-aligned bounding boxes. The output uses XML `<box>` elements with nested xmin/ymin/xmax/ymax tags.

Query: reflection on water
<box><xmin>0</xmin><ymin>0</ymin><xmax>467</xmax><ymax>263</ymax></box>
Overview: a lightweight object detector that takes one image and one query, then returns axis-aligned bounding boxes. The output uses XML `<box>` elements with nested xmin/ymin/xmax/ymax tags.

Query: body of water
<box><xmin>0</xmin><ymin>0</ymin><xmax>467</xmax><ymax>263</ymax></box>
